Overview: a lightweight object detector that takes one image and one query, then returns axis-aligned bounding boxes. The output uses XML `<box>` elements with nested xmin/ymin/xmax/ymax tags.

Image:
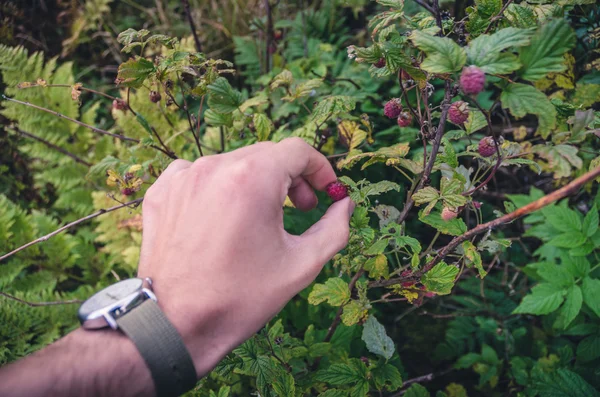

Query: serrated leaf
<box><xmin>207</xmin><ymin>77</ymin><xmax>243</xmax><ymax>113</ymax></box>
<box><xmin>272</xmin><ymin>372</ymin><xmax>295</xmax><ymax>397</ymax></box>
<box><xmin>308</xmin><ymin>278</ymin><xmax>351</xmax><ymax>307</ymax></box>
<box><xmin>582</xmin><ymin>205</ymin><xmax>598</xmax><ymax>237</ymax></box>
<box><xmin>404</xmin><ymin>384</ymin><xmax>430</xmax><ymax>397</ymax></box>
<box><xmin>410</xmin><ymin>30</ymin><xmax>466</xmax><ymax>73</ymax></box>
<box><xmin>364</xmin><ymin>254</ymin><xmax>389</xmax><ymax>279</ymax></box>
<box><xmin>536</xmin><ymin>262</ymin><xmax>575</xmax><ymax>288</ymax></box>
<box><xmin>548</xmin><ymin>232</ymin><xmax>587</xmax><ymax>248</ymax></box>
<box><xmin>513</xmin><ymin>283</ymin><xmax>566</xmax><ymax>315</ymax></box>
<box><xmin>270</xmin><ymin>70</ymin><xmax>293</xmax><ymax>90</ymax></box>
<box><xmin>204</xmin><ymin>109</ymin><xmax>233</xmax><ymax>127</ymax></box>
<box><xmin>253</xmin><ymin>113</ymin><xmax>273</xmax><ymax>141</ymax></box>
<box><xmin>310</xmin><ymin>96</ymin><xmax>356</xmax><ymax>125</ymax></box>
<box><xmin>116</xmin><ymin>57</ymin><xmax>155</xmax><ymax>88</ymax></box>
<box><xmin>576</xmin><ymin>335</ymin><xmax>600</xmax><ymax>363</ymax></box>
<box><xmin>533</xmin><ymin>368</ymin><xmax>600</xmax><ymax>397</ymax></box>
<box><xmin>372</xmin><ymin>363</ymin><xmax>403</xmax><ymax>391</ymax></box>
<box><xmin>581</xmin><ymin>277</ymin><xmax>600</xmax><ymax>317</ymax></box>
<box><xmin>362</xmin><ymin>316</ymin><xmax>395</xmax><ymax>359</ymax></box>
<box><xmin>467</xmin><ymin>28</ymin><xmax>534</xmax><ymax>74</ymax></box>
<box><xmin>412</xmin><ymin>187</ymin><xmax>440</xmax><ymax>215</ymax></box>
<box><xmin>338</xmin><ymin>120</ymin><xmax>367</xmax><ymax>151</ymax></box>
<box><xmin>117</xmin><ymin>28</ymin><xmax>149</xmax><ymax>46</ymax></box>
<box><xmin>544</xmin><ymin>207</ymin><xmax>581</xmax><ymax>233</ymax></box>
<box><xmin>502</xmin><ymin>158</ymin><xmax>542</xmax><ymax>174</ymax></box>
<box><xmin>462</xmin><ymin>241</ymin><xmax>486</xmax><ymax>278</ymax></box>
<box><xmin>464</xmin><ymin>109</ymin><xmax>487</xmax><ymax>134</ymax></box>
<box><xmin>422</xmin><ymin>262</ymin><xmax>459</xmax><ymax>295</ymax></box>
<box><xmin>283</xmin><ymin>79</ymin><xmax>322</xmax><ymax>101</ymax></box>
<box><xmin>315</xmin><ymin>360</ymin><xmax>367</xmax><ymax>385</ymax></box>
<box><xmin>318</xmin><ymin>390</ymin><xmax>348</xmax><ymax>397</ymax></box>
<box><xmin>519</xmin><ymin>19</ymin><xmax>576</xmax><ymax>82</ymax></box>
<box><xmin>420</xmin><ymin>211</ymin><xmax>468</xmax><ymax>236</ymax></box>
<box><xmin>500</xmin><ymin>83</ymin><xmax>556</xmax><ymax>137</ymax></box>
<box><xmin>554</xmin><ymin>285</ymin><xmax>582</xmax><ymax>330</ymax></box>
<box><xmin>533</xmin><ymin>144</ymin><xmax>583</xmax><ymax>177</ymax></box>
<box><xmin>341</xmin><ymin>300</ymin><xmax>369</xmax><ymax>326</ymax></box>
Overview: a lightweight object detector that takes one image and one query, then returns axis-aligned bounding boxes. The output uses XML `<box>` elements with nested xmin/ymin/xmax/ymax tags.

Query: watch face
<box><xmin>78</xmin><ymin>278</ymin><xmax>143</xmax><ymax>324</ymax></box>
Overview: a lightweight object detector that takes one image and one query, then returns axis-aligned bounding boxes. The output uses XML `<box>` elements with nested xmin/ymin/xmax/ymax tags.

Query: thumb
<box><xmin>289</xmin><ymin>197</ymin><xmax>355</xmax><ymax>286</ymax></box>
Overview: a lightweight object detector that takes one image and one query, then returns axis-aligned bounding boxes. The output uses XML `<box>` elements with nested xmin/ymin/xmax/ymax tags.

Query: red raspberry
<box><xmin>448</xmin><ymin>101</ymin><xmax>469</xmax><ymax>125</ymax></box>
<box><xmin>326</xmin><ymin>181</ymin><xmax>348</xmax><ymax>202</ymax></box>
<box><xmin>441</xmin><ymin>207</ymin><xmax>458</xmax><ymax>221</ymax></box>
<box><xmin>460</xmin><ymin>66</ymin><xmax>485</xmax><ymax>95</ymax></box>
<box><xmin>112</xmin><ymin>99</ymin><xmax>128</xmax><ymax>111</ymax></box>
<box><xmin>149</xmin><ymin>91</ymin><xmax>161</xmax><ymax>103</ymax></box>
<box><xmin>121</xmin><ymin>187</ymin><xmax>135</xmax><ymax>196</ymax></box>
<box><xmin>478</xmin><ymin>136</ymin><xmax>497</xmax><ymax>157</ymax></box>
<box><xmin>374</xmin><ymin>58</ymin><xmax>386</xmax><ymax>68</ymax></box>
<box><xmin>384</xmin><ymin>98</ymin><xmax>403</xmax><ymax>119</ymax></box>
<box><xmin>397</xmin><ymin>111</ymin><xmax>412</xmax><ymax>127</ymax></box>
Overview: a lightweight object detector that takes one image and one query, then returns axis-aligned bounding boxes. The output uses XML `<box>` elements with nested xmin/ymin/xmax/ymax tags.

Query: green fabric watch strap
<box><xmin>116</xmin><ymin>299</ymin><xmax>197</xmax><ymax>397</ymax></box>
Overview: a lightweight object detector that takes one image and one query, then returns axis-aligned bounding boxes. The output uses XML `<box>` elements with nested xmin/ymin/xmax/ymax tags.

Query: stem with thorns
<box><xmin>0</xmin><ymin>198</ymin><xmax>143</xmax><ymax>262</ymax></box>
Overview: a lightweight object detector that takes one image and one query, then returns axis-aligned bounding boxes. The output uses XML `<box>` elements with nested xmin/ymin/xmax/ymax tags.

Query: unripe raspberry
<box><xmin>374</xmin><ymin>58</ymin><xmax>386</xmax><ymax>68</ymax></box>
<box><xmin>112</xmin><ymin>99</ymin><xmax>128</xmax><ymax>111</ymax></box>
<box><xmin>326</xmin><ymin>181</ymin><xmax>349</xmax><ymax>202</ymax></box>
<box><xmin>441</xmin><ymin>207</ymin><xmax>458</xmax><ymax>221</ymax></box>
<box><xmin>460</xmin><ymin>66</ymin><xmax>485</xmax><ymax>95</ymax></box>
<box><xmin>149</xmin><ymin>91</ymin><xmax>161</xmax><ymax>103</ymax></box>
<box><xmin>384</xmin><ymin>98</ymin><xmax>403</xmax><ymax>119</ymax></box>
<box><xmin>448</xmin><ymin>101</ymin><xmax>469</xmax><ymax>125</ymax></box>
<box><xmin>478</xmin><ymin>136</ymin><xmax>497</xmax><ymax>157</ymax></box>
<box><xmin>397</xmin><ymin>111</ymin><xmax>412</xmax><ymax>127</ymax></box>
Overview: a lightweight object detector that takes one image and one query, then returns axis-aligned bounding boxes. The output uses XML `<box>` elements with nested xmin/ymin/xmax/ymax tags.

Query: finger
<box><xmin>287</xmin><ymin>197</ymin><xmax>355</xmax><ymax>287</ymax></box>
<box><xmin>288</xmin><ymin>177</ymin><xmax>318</xmax><ymax>211</ymax></box>
<box><xmin>270</xmin><ymin>138</ymin><xmax>337</xmax><ymax>191</ymax></box>
<box><xmin>157</xmin><ymin>159</ymin><xmax>192</xmax><ymax>181</ymax></box>
<box><xmin>223</xmin><ymin>141</ymin><xmax>275</xmax><ymax>162</ymax></box>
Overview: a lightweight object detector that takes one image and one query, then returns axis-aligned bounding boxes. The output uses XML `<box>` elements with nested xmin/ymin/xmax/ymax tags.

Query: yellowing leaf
<box><xmin>341</xmin><ymin>300</ymin><xmax>369</xmax><ymax>326</ymax></box>
<box><xmin>364</xmin><ymin>254</ymin><xmax>389</xmax><ymax>279</ymax></box>
<box><xmin>338</xmin><ymin>120</ymin><xmax>367</xmax><ymax>151</ymax></box>
<box><xmin>308</xmin><ymin>278</ymin><xmax>350</xmax><ymax>307</ymax></box>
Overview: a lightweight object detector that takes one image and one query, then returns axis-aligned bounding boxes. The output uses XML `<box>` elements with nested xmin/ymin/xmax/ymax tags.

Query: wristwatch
<box><xmin>78</xmin><ymin>277</ymin><xmax>197</xmax><ymax>397</ymax></box>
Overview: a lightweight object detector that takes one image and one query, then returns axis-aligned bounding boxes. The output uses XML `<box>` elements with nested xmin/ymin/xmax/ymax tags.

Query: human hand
<box><xmin>137</xmin><ymin>138</ymin><xmax>354</xmax><ymax>377</ymax></box>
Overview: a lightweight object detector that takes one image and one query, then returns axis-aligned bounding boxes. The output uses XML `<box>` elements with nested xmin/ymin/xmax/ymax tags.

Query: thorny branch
<box><xmin>371</xmin><ymin>165</ymin><xmax>600</xmax><ymax>288</ymax></box>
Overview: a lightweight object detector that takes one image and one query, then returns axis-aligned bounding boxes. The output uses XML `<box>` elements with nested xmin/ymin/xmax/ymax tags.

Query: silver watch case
<box><xmin>78</xmin><ymin>278</ymin><xmax>157</xmax><ymax>330</ymax></box>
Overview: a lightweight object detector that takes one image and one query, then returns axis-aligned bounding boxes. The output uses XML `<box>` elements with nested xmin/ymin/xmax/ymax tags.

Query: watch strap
<box><xmin>116</xmin><ymin>299</ymin><xmax>197</xmax><ymax>397</ymax></box>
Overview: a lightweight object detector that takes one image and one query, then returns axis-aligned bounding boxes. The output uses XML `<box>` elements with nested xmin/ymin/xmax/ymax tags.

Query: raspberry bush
<box><xmin>1</xmin><ymin>0</ymin><xmax>600</xmax><ymax>395</ymax></box>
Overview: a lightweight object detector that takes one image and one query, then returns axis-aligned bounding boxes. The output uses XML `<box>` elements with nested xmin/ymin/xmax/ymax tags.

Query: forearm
<box><xmin>0</xmin><ymin>328</ymin><xmax>153</xmax><ymax>397</ymax></box>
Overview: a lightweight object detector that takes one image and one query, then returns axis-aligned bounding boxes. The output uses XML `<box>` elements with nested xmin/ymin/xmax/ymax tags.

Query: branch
<box><xmin>2</xmin><ymin>95</ymin><xmax>175</xmax><ymax>158</ymax></box>
<box><xmin>182</xmin><ymin>0</ymin><xmax>202</xmax><ymax>52</ymax></box>
<box><xmin>264</xmin><ymin>0</ymin><xmax>274</xmax><ymax>73</ymax></box>
<box><xmin>396</xmin><ymin>81</ymin><xmax>453</xmax><ymax>224</ymax></box>
<box><xmin>10</xmin><ymin>127</ymin><xmax>92</xmax><ymax>167</ymax></box>
<box><xmin>0</xmin><ymin>198</ymin><xmax>143</xmax><ymax>262</ymax></box>
<box><xmin>390</xmin><ymin>368</ymin><xmax>454</xmax><ymax>396</ymax></box>
<box><xmin>0</xmin><ymin>292</ymin><xmax>82</xmax><ymax>307</ymax></box>
<box><xmin>371</xmin><ymin>165</ymin><xmax>600</xmax><ymax>288</ymax></box>
<box><xmin>413</xmin><ymin>0</ymin><xmax>436</xmax><ymax>15</ymax></box>
<box><xmin>483</xmin><ymin>0</ymin><xmax>515</xmax><ymax>34</ymax></box>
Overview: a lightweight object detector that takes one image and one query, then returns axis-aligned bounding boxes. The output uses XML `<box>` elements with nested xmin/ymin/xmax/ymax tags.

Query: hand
<box><xmin>138</xmin><ymin>138</ymin><xmax>354</xmax><ymax>377</ymax></box>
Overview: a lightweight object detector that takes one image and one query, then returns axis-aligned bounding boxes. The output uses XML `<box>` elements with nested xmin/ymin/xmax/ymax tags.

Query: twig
<box><xmin>0</xmin><ymin>292</ymin><xmax>82</xmax><ymax>307</ymax></box>
<box><xmin>10</xmin><ymin>127</ymin><xmax>92</xmax><ymax>167</ymax></box>
<box><xmin>371</xmin><ymin>165</ymin><xmax>600</xmax><ymax>288</ymax></box>
<box><xmin>432</xmin><ymin>0</ymin><xmax>443</xmax><ymax>31</ymax></box>
<box><xmin>484</xmin><ymin>0</ymin><xmax>515</xmax><ymax>34</ymax></box>
<box><xmin>264</xmin><ymin>0</ymin><xmax>274</xmax><ymax>73</ymax></box>
<box><xmin>390</xmin><ymin>368</ymin><xmax>454</xmax><ymax>396</ymax></box>
<box><xmin>0</xmin><ymin>198</ymin><xmax>143</xmax><ymax>262</ymax></box>
<box><xmin>395</xmin><ymin>82</ymin><xmax>453</xmax><ymax>224</ymax></box>
<box><xmin>182</xmin><ymin>0</ymin><xmax>202</xmax><ymax>52</ymax></box>
<box><xmin>413</xmin><ymin>0</ymin><xmax>436</xmax><ymax>15</ymax></box>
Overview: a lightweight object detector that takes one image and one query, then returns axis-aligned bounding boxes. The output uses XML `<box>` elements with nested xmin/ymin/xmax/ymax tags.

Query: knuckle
<box><xmin>281</xmin><ymin>136</ymin><xmax>308</xmax><ymax>149</ymax></box>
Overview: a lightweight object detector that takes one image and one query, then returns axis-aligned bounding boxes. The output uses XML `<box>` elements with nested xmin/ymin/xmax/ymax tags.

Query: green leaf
<box><xmin>420</xmin><ymin>211</ymin><xmax>468</xmax><ymax>236</ymax></box>
<box><xmin>364</xmin><ymin>254</ymin><xmax>389</xmax><ymax>279</ymax></box>
<box><xmin>116</xmin><ymin>57</ymin><xmax>155</xmax><ymax>88</ymax></box>
<box><xmin>582</xmin><ymin>205</ymin><xmax>598</xmax><ymax>237</ymax></box>
<box><xmin>310</xmin><ymin>96</ymin><xmax>356</xmax><ymax>125</ymax></box>
<box><xmin>273</xmin><ymin>372</ymin><xmax>296</xmax><ymax>397</ymax></box>
<box><xmin>467</xmin><ymin>28</ymin><xmax>534</xmax><ymax>74</ymax></box>
<box><xmin>554</xmin><ymin>285</ymin><xmax>583</xmax><ymax>330</ymax></box>
<box><xmin>308</xmin><ymin>278</ymin><xmax>351</xmax><ymax>307</ymax></box>
<box><xmin>563</xmin><ymin>256</ymin><xmax>590</xmax><ymax>279</ymax></box>
<box><xmin>404</xmin><ymin>384</ymin><xmax>430</xmax><ymax>397</ymax></box>
<box><xmin>318</xmin><ymin>390</ymin><xmax>348</xmax><ymax>397</ymax></box>
<box><xmin>533</xmin><ymin>368</ymin><xmax>600</xmax><ymax>397</ymax></box>
<box><xmin>409</xmin><ymin>31</ymin><xmax>466</xmax><ymax>73</ymax></box>
<box><xmin>117</xmin><ymin>28</ymin><xmax>149</xmax><ymax>46</ymax></box>
<box><xmin>253</xmin><ymin>113</ymin><xmax>273</xmax><ymax>141</ymax></box>
<box><xmin>316</xmin><ymin>360</ymin><xmax>367</xmax><ymax>385</ymax></box>
<box><xmin>500</xmin><ymin>83</ymin><xmax>556</xmax><ymax>137</ymax></box>
<box><xmin>372</xmin><ymin>363</ymin><xmax>403</xmax><ymax>391</ymax></box>
<box><xmin>519</xmin><ymin>19</ymin><xmax>576</xmax><ymax>82</ymax></box>
<box><xmin>536</xmin><ymin>262</ymin><xmax>575</xmax><ymax>288</ymax></box>
<box><xmin>341</xmin><ymin>300</ymin><xmax>368</xmax><ymax>326</ymax></box>
<box><xmin>365</xmin><ymin>239</ymin><xmax>389</xmax><ymax>256</ymax></box>
<box><xmin>412</xmin><ymin>187</ymin><xmax>440</xmax><ymax>206</ymax></box>
<box><xmin>513</xmin><ymin>283</ymin><xmax>566</xmax><ymax>315</ymax></box>
<box><xmin>422</xmin><ymin>262</ymin><xmax>459</xmax><ymax>295</ymax></box>
<box><xmin>362</xmin><ymin>316</ymin><xmax>395</xmax><ymax>360</ymax></box>
<box><xmin>464</xmin><ymin>109</ymin><xmax>488</xmax><ymax>134</ymax></box>
<box><xmin>462</xmin><ymin>241</ymin><xmax>486</xmax><ymax>278</ymax></box>
<box><xmin>581</xmin><ymin>277</ymin><xmax>600</xmax><ymax>317</ymax></box>
<box><xmin>456</xmin><ymin>353</ymin><xmax>482</xmax><ymax>368</ymax></box>
<box><xmin>204</xmin><ymin>109</ymin><xmax>233</xmax><ymax>127</ymax></box>
<box><xmin>207</xmin><ymin>77</ymin><xmax>243</xmax><ymax>113</ymax></box>
<box><xmin>576</xmin><ymin>334</ymin><xmax>600</xmax><ymax>363</ymax></box>
<box><xmin>544</xmin><ymin>207</ymin><xmax>582</xmax><ymax>233</ymax></box>
<box><xmin>309</xmin><ymin>342</ymin><xmax>331</xmax><ymax>358</ymax></box>
<box><xmin>395</xmin><ymin>236</ymin><xmax>422</xmax><ymax>254</ymax></box>
<box><xmin>548</xmin><ymin>232</ymin><xmax>587</xmax><ymax>248</ymax></box>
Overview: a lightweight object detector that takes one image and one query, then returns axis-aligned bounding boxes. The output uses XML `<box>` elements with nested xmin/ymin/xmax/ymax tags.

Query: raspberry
<box><xmin>460</xmin><ymin>66</ymin><xmax>485</xmax><ymax>95</ymax></box>
<box><xmin>112</xmin><ymin>99</ymin><xmax>128</xmax><ymax>111</ymax></box>
<box><xmin>273</xmin><ymin>30</ymin><xmax>283</xmax><ymax>41</ymax></box>
<box><xmin>374</xmin><ymin>58</ymin><xmax>386</xmax><ymax>68</ymax></box>
<box><xmin>441</xmin><ymin>207</ymin><xmax>458</xmax><ymax>221</ymax></box>
<box><xmin>149</xmin><ymin>91</ymin><xmax>161</xmax><ymax>103</ymax></box>
<box><xmin>384</xmin><ymin>98</ymin><xmax>403</xmax><ymax>119</ymax></box>
<box><xmin>448</xmin><ymin>101</ymin><xmax>469</xmax><ymax>125</ymax></box>
<box><xmin>121</xmin><ymin>187</ymin><xmax>135</xmax><ymax>196</ymax></box>
<box><xmin>478</xmin><ymin>136</ymin><xmax>497</xmax><ymax>157</ymax></box>
<box><xmin>326</xmin><ymin>181</ymin><xmax>349</xmax><ymax>202</ymax></box>
<box><xmin>397</xmin><ymin>111</ymin><xmax>412</xmax><ymax>127</ymax></box>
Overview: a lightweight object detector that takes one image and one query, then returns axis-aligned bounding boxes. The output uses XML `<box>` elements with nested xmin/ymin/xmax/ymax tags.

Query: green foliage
<box><xmin>2</xmin><ymin>0</ymin><xmax>600</xmax><ymax>395</ymax></box>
